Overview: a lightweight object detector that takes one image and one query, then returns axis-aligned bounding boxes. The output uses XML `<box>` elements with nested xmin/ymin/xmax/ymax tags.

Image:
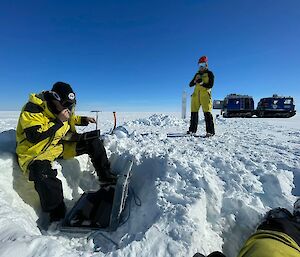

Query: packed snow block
<box><xmin>61</xmin><ymin>158</ymin><xmax>133</xmax><ymax>232</ymax></box>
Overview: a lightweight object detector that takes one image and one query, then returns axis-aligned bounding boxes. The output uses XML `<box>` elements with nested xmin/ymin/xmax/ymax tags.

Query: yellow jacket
<box><xmin>237</xmin><ymin>230</ymin><xmax>300</xmax><ymax>257</ymax></box>
<box><xmin>16</xmin><ymin>92</ymin><xmax>84</xmax><ymax>172</ymax></box>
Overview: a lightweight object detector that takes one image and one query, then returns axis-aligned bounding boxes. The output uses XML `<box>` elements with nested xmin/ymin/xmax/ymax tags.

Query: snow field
<box><xmin>0</xmin><ymin>111</ymin><xmax>299</xmax><ymax>257</ymax></box>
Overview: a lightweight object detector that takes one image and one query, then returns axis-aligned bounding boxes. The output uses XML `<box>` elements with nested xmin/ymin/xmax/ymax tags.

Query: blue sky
<box><xmin>0</xmin><ymin>0</ymin><xmax>299</xmax><ymax>111</ymax></box>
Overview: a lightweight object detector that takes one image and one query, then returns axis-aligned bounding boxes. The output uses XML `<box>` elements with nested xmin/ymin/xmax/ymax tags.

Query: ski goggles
<box><xmin>50</xmin><ymin>91</ymin><xmax>76</xmax><ymax>111</ymax></box>
<box><xmin>62</xmin><ymin>100</ymin><xmax>76</xmax><ymax>111</ymax></box>
<box><xmin>198</xmin><ymin>62</ymin><xmax>206</xmax><ymax>68</ymax></box>
<box><xmin>49</xmin><ymin>99</ymin><xmax>75</xmax><ymax>114</ymax></box>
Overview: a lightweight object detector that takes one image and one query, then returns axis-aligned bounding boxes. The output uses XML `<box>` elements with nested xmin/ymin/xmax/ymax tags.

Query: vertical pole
<box><xmin>182</xmin><ymin>91</ymin><xmax>187</xmax><ymax>119</ymax></box>
<box><xmin>113</xmin><ymin>111</ymin><xmax>117</xmax><ymax>130</ymax></box>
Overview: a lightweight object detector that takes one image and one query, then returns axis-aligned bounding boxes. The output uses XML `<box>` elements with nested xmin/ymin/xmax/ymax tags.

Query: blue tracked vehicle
<box><xmin>222</xmin><ymin>94</ymin><xmax>255</xmax><ymax>118</ymax></box>
<box><xmin>215</xmin><ymin>94</ymin><xmax>296</xmax><ymax>118</ymax></box>
<box><xmin>256</xmin><ymin>95</ymin><xmax>296</xmax><ymax>118</ymax></box>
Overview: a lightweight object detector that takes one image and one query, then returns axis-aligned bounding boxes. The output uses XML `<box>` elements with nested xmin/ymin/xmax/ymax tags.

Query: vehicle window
<box><xmin>284</xmin><ymin>99</ymin><xmax>292</xmax><ymax>104</ymax></box>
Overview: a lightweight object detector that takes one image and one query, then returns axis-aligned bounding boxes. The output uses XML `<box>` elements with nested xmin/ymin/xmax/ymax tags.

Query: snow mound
<box><xmin>126</xmin><ymin>114</ymin><xmax>186</xmax><ymax>127</ymax></box>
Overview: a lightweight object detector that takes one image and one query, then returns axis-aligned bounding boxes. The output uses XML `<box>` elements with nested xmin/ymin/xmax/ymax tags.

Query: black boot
<box><xmin>188</xmin><ymin>112</ymin><xmax>199</xmax><ymax>133</ymax></box>
<box><xmin>49</xmin><ymin>201</ymin><xmax>66</xmax><ymax>222</ymax></box>
<box><xmin>204</xmin><ymin>112</ymin><xmax>215</xmax><ymax>136</ymax></box>
<box><xmin>98</xmin><ymin>172</ymin><xmax>117</xmax><ymax>186</ymax></box>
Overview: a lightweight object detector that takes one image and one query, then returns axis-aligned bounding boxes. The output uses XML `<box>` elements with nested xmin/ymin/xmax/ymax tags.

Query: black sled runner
<box><xmin>60</xmin><ymin>157</ymin><xmax>133</xmax><ymax>233</ymax></box>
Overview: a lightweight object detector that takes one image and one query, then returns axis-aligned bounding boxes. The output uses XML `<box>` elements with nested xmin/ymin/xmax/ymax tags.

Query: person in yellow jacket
<box><xmin>193</xmin><ymin>201</ymin><xmax>300</xmax><ymax>257</ymax></box>
<box><xmin>16</xmin><ymin>82</ymin><xmax>116</xmax><ymax>222</ymax></box>
<box><xmin>188</xmin><ymin>56</ymin><xmax>215</xmax><ymax>137</ymax></box>
<box><xmin>236</xmin><ymin>206</ymin><xmax>300</xmax><ymax>257</ymax></box>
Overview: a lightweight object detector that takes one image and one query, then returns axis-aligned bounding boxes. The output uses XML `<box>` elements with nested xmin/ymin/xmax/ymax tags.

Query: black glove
<box><xmin>195</xmin><ymin>78</ymin><xmax>202</xmax><ymax>84</ymax></box>
<box><xmin>189</xmin><ymin>80</ymin><xmax>196</xmax><ymax>87</ymax></box>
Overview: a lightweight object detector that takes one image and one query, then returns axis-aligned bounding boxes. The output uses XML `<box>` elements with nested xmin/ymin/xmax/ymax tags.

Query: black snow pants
<box><xmin>204</xmin><ymin>112</ymin><xmax>215</xmax><ymax>135</ymax></box>
<box><xmin>28</xmin><ymin>136</ymin><xmax>111</xmax><ymax>221</ymax></box>
<box><xmin>28</xmin><ymin>160</ymin><xmax>66</xmax><ymax>222</ymax></box>
<box><xmin>188</xmin><ymin>112</ymin><xmax>199</xmax><ymax>133</ymax></box>
<box><xmin>75</xmin><ymin>137</ymin><xmax>111</xmax><ymax>181</ymax></box>
<box><xmin>189</xmin><ymin>112</ymin><xmax>215</xmax><ymax>134</ymax></box>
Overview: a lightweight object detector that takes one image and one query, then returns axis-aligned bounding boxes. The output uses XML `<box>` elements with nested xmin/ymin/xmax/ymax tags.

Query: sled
<box><xmin>167</xmin><ymin>132</ymin><xmax>206</xmax><ymax>138</ymax></box>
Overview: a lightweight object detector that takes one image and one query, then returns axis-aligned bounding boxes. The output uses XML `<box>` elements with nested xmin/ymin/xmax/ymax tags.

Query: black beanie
<box><xmin>52</xmin><ymin>82</ymin><xmax>76</xmax><ymax>103</ymax></box>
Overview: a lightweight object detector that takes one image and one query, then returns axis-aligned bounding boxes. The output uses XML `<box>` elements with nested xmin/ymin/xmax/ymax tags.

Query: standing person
<box><xmin>16</xmin><ymin>82</ymin><xmax>116</xmax><ymax>223</ymax></box>
<box><xmin>188</xmin><ymin>56</ymin><xmax>215</xmax><ymax>137</ymax></box>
